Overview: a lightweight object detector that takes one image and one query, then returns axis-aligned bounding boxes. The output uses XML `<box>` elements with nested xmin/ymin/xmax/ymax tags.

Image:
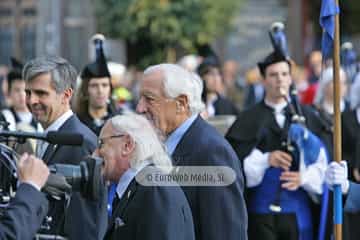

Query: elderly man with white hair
<box><xmin>96</xmin><ymin>113</ymin><xmax>195</xmax><ymax>240</ymax></box>
<box><xmin>313</xmin><ymin>67</ymin><xmax>348</xmax><ymax>121</ymax></box>
<box><xmin>136</xmin><ymin>64</ymin><xmax>247</xmax><ymax>240</ymax></box>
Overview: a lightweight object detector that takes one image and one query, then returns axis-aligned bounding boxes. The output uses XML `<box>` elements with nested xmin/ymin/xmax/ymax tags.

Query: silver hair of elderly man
<box><xmin>143</xmin><ymin>64</ymin><xmax>205</xmax><ymax>115</ymax></box>
<box><xmin>107</xmin><ymin>112</ymin><xmax>173</xmax><ymax>170</ymax></box>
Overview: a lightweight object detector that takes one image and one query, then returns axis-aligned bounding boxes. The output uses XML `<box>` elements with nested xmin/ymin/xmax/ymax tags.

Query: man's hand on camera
<box><xmin>18</xmin><ymin>153</ymin><xmax>50</xmax><ymax>190</ymax></box>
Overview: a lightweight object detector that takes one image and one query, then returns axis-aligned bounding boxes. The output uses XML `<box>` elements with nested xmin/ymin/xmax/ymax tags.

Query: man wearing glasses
<box><xmin>95</xmin><ymin>113</ymin><xmax>195</xmax><ymax>240</ymax></box>
<box><xmin>23</xmin><ymin>56</ymin><xmax>107</xmax><ymax>239</ymax></box>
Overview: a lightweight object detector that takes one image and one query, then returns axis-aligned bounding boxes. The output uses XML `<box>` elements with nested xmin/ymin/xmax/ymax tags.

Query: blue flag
<box><xmin>319</xmin><ymin>0</ymin><xmax>340</xmax><ymax>58</ymax></box>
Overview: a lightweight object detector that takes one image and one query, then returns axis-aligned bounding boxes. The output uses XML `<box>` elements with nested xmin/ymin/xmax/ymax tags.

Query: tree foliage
<box><xmin>94</xmin><ymin>0</ymin><xmax>242</xmax><ymax>68</ymax></box>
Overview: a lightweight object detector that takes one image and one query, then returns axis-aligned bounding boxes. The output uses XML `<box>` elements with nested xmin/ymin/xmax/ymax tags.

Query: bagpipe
<box><xmin>268</xmin><ymin>21</ymin><xmax>325</xmax><ymax>173</ymax></box>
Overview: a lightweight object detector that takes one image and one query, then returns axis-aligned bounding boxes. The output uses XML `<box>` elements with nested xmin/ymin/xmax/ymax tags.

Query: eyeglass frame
<box><xmin>97</xmin><ymin>134</ymin><xmax>126</xmax><ymax>148</ymax></box>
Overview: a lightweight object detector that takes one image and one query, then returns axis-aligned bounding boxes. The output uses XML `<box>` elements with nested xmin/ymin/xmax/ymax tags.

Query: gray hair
<box><xmin>144</xmin><ymin>64</ymin><xmax>205</xmax><ymax>114</ymax></box>
<box><xmin>23</xmin><ymin>56</ymin><xmax>77</xmax><ymax>93</ymax></box>
<box><xmin>109</xmin><ymin>112</ymin><xmax>172</xmax><ymax>170</ymax></box>
<box><xmin>313</xmin><ymin>66</ymin><xmax>346</xmax><ymax>106</ymax></box>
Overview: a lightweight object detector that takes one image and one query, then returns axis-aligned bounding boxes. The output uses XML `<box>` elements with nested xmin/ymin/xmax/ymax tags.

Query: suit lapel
<box><xmin>42</xmin><ymin>144</ymin><xmax>58</xmax><ymax>164</ymax></box>
<box><xmin>42</xmin><ymin>115</ymin><xmax>78</xmax><ymax>164</ymax></box>
<box><xmin>171</xmin><ymin>116</ymin><xmax>201</xmax><ymax>165</ymax></box>
<box><xmin>106</xmin><ymin>179</ymin><xmax>138</xmax><ymax>236</ymax></box>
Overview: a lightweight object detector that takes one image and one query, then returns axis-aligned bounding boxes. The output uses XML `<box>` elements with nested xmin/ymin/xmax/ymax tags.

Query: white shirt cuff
<box><xmin>300</xmin><ymin>147</ymin><xmax>328</xmax><ymax>194</ymax></box>
<box><xmin>244</xmin><ymin>148</ymin><xmax>270</xmax><ymax>187</ymax></box>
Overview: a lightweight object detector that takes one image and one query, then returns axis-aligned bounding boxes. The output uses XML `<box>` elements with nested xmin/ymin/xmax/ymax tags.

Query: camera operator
<box><xmin>23</xmin><ymin>56</ymin><xmax>107</xmax><ymax>239</ymax></box>
<box><xmin>0</xmin><ymin>153</ymin><xmax>49</xmax><ymax>240</ymax></box>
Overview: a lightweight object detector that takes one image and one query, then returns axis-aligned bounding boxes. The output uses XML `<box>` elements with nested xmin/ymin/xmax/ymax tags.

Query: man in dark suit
<box><xmin>94</xmin><ymin>113</ymin><xmax>194</xmax><ymax>240</ymax></box>
<box><xmin>136</xmin><ymin>64</ymin><xmax>247</xmax><ymax>240</ymax></box>
<box><xmin>0</xmin><ymin>153</ymin><xmax>49</xmax><ymax>240</ymax></box>
<box><xmin>23</xmin><ymin>56</ymin><xmax>107</xmax><ymax>239</ymax></box>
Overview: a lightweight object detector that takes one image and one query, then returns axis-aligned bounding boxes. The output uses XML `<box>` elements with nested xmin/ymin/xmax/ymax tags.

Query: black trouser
<box><xmin>248</xmin><ymin>213</ymin><xmax>298</xmax><ymax>240</ymax></box>
<box><xmin>344</xmin><ymin>212</ymin><xmax>360</xmax><ymax>240</ymax></box>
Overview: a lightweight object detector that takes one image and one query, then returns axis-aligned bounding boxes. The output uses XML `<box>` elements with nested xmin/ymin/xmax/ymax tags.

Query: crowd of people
<box><xmin>0</xmin><ymin>36</ymin><xmax>359</xmax><ymax>240</ymax></box>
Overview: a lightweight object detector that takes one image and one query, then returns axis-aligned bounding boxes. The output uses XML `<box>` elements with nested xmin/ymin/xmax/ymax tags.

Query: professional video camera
<box><xmin>0</xmin><ymin>129</ymin><xmax>104</xmax><ymax>203</ymax></box>
<box><xmin>45</xmin><ymin>155</ymin><xmax>104</xmax><ymax>201</ymax></box>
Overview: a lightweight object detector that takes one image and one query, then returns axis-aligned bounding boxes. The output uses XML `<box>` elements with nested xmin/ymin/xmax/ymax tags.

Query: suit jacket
<box><xmin>104</xmin><ymin>172</ymin><xmax>195</xmax><ymax>240</ymax></box>
<box><xmin>345</xmin><ymin>182</ymin><xmax>360</xmax><ymax>212</ymax></box>
<box><xmin>0</xmin><ymin>183</ymin><xmax>48</xmax><ymax>240</ymax></box>
<box><xmin>172</xmin><ymin>116</ymin><xmax>248</xmax><ymax>240</ymax></box>
<box><xmin>40</xmin><ymin>115</ymin><xmax>107</xmax><ymax>240</ymax></box>
<box><xmin>342</xmin><ymin>110</ymin><xmax>360</xmax><ymax>177</ymax></box>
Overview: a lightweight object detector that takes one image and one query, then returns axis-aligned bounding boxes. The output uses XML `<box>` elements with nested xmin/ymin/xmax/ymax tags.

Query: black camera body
<box><xmin>0</xmin><ymin>130</ymin><xmax>105</xmax><ymax>239</ymax></box>
<box><xmin>0</xmin><ymin>128</ymin><xmax>104</xmax><ymax>202</ymax></box>
<box><xmin>45</xmin><ymin>156</ymin><xmax>104</xmax><ymax>201</ymax></box>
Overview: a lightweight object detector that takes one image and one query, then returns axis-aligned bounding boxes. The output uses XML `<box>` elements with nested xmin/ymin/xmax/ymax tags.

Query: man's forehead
<box><xmin>140</xmin><ymin>71</ymin><xmax>164</xmax><ymax>93</ymax></box>
<box><xmin>26</xmin><ymin>73</ymin><xmax>52</xmax><ymax>86</ymax></box>
<box><xmin>142</xmin><ymin>70</ymin><xmax>163</xmax><ymax>83</ymax></box>
<box><xmin>266</xmin><ymin>62</ymin><xmax>290</xmax><ymax>73</ymax></box>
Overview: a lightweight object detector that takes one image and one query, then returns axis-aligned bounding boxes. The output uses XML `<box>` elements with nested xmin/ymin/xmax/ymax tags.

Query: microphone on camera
<box><xmin>0</xmin><ymin>130</ymin><xmax>83</xmax><ymax>146</ymax></box>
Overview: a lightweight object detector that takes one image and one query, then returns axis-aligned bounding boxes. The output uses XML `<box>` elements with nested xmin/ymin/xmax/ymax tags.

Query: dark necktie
<box><xmin>111</xmin><ymin>194</ymin><xmax>121</xmax><ymax>215</ymax></box>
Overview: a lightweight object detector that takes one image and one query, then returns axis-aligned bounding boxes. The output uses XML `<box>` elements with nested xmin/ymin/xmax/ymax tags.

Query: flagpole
<box><xmin>332</xmin><ymin>0</ymin><xmax>342</xmax><ymax>239</ymax></box>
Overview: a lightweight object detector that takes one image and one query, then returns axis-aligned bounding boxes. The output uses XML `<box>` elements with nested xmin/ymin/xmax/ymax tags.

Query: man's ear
<box><xmin>175</xmin><ymin>94</ymin><xmax>189</xmax><ymax>113</ymax></box>
<box><xmin>62</xmin><ymin>88</ymin><xmax>73</xmax><ymax>104</ymax></box>
<box><xmin>122</xmin><ymin>135</ymin><xmax>135</xmax><ymax>155</ymax></box>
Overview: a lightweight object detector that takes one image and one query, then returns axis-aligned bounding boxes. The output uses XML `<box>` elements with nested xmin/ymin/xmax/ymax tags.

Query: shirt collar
<box><xmin>264</xmin><ymin>99</ymin><xmax>288</xmax><ymax>114</ymax></box>
<box><xmin>165</xmin><ymin>114</ymin><xmax>197</xmax><ymax>155</ymax></box>
<box><xmin>44</xmin><ymin>110</ymin><xmax>73</xmax><ymax>133</ymax></box>
<box><xmin>116</xmin><ymin>160</ymin><xmax>150</xmax><ymax>199</ymax></box>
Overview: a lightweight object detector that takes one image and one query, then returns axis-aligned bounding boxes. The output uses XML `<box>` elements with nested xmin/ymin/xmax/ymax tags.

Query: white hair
<box><xmin>109</xmin><ymin>112</ymin><xmax>172</xmax><ymax>170</ymax></box>
<box><xmin>144</xmin><ymin>64</ymin><xmax>205</xmax><ymax>114</ymax></box>
<box><xmin>314</xmin><ymin>67</ymin><xmax>346</xmax><ymax>105</ymax></box>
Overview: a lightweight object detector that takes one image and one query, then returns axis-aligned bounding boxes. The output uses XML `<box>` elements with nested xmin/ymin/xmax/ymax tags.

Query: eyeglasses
<box><xmin>97</xmin><ymin>134</ymin><xmax>125</xmax><ymax>148</ymax></box>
